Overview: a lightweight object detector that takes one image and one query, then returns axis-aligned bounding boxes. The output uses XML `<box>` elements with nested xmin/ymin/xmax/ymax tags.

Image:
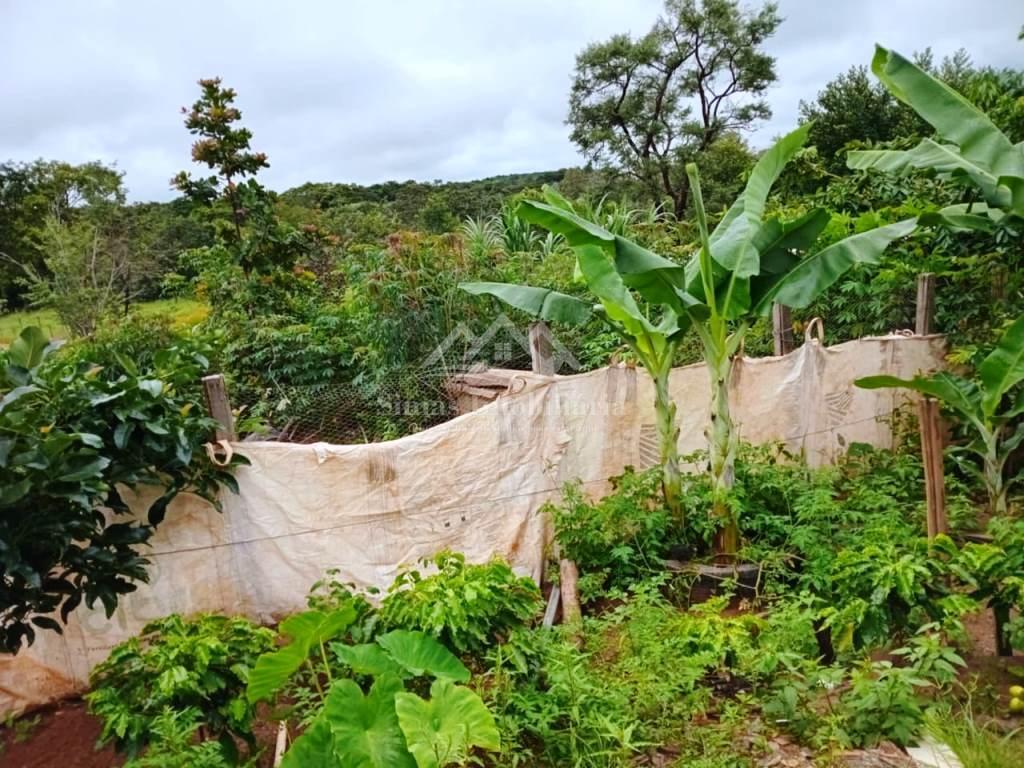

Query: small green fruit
<box><xmin>1010</xmin><ymin>685</ymin><xmax>1024</xmax><ymax>698</ymax></box>
<box><xmin>1010</xmin><ymin>697</ymin><xmax>1024</xmax><ymax>714</ymax></box>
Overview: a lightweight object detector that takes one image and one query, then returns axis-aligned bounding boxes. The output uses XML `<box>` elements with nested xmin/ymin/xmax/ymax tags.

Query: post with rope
<box><xmin>202</xmin><ymin>374</ymin><xmax>236</xmax><ymax>442</ymax></box>
<box><xmin>915</xmin><ymin>274</ymin><xmax>946</xmax><ymax>538</ymax></box>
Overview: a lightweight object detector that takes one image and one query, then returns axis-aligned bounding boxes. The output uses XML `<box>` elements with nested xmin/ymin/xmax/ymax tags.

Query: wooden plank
<box><xmin>272</xmin><ymin>722</ymin><xmax>288</xmax><ymax>767</ymax></box>
<box><xmin>919</xmin><ymin>398</ymin><xmax>947</xmax><ymax>538</ymax></box>
<box><xmin>559</xmin><ymin>559</ymin><xmax>581</xmax><ymax>625</ymax></box>
<box><xmin>542</xmin><ymin>585</ymin><xmax>561</xmax><ymax>628</ymax></box>
<box><xmin>529</xmin><ymin>321</ymin><xmax>555</xmax><ymax>376</ymax></box>
<box><xmin>916</xmin><ymin>273</ymin><xmax>936</xmax><ymax>335</ymax></box>
<box><xmin>771</xmin><ymin>304</ymin><xmax>795</xmax><ymax>356</ymax></box>
<box><xmin>202</xmin><ymin>374</ymin><xmax>236</xmax><ymax>442</ymax></box>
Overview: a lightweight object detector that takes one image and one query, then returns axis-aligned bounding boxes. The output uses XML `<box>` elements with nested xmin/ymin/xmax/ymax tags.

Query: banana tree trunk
<box><xmin>707</xmin><ymin>352</ymin><xmax>738</xmax><ymax>558</ymax></box>
<box><xmin>653</xmin><ymin>359</ymin><xmax>682</xmax><ymax>521</ymax></box>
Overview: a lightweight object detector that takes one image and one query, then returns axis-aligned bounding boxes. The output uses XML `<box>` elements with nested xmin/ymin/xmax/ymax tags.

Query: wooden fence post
<box><xmin>914</xmin><ymin>274</ymin><xmax>946</xmax><ymax>537</ymax></box>
<box><xmin>529</xmin><ymin>321</ymin><xmax>555</xmax><ymax>375</ymax></box>
<box><xmin>772</xmin><ymin>303</ymin><xmax>795</xmax><ymax>356</ymax></box>
<box><xmin>915</xmin><ymin>273</ymin><xmax>937</xmax><ymax>336</ymax></box>
<box><xmin>202</xmin><ymin>374</ymin><xmax>236</xmax><ymax>442</ymax></box>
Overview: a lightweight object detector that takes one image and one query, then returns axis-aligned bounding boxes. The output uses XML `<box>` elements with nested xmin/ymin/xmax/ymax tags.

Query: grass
<box><xmin>926</xmin><ymin>708</ymin><xmax>1023</xmax><ymax>768</ymax></box>
<box><xmin>0</xmin><ymin>299</ymin><xmax>208</xmax><ymax>343</ymax></box>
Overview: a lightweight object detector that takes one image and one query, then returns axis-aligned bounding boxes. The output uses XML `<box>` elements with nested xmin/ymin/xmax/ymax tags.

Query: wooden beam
<box><xmin>916</xmin><ymin>273</ymin><xmax>936</xmax><ymax>336</ymax></box>
<box><xmin>772</xmin><ymin>304</ymin><xmax>795</xmax><ymax>356</ymax></box>
<box><xmin>529</xmin><ymin>321</ymin><xmax>555</xmax><ymax>375</ymax></box>
<box><xmin>202</xmin><ymin>374</ymin><xmax>236</xmax><ymax>442</ymax></box>
<box><xmin>559</xmin><ymin>559</ymin><xmax>581</xmax><ymax>625</ymax></box>
<box><xmin>915</xmin><ymin>274</ymin><xmax>945</xmax><ymax>538</ymax></box>
<box><xmin>919</xmin><ymin>398</ymin><xmax>947</xmax><ymax>538</ymax></box>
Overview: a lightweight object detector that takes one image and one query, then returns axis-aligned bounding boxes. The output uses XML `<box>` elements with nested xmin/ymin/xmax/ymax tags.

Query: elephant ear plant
<box><xmin>463</xmin><ymin>123</ymin><xmax>915</xmax><ymax>557</ymax></box>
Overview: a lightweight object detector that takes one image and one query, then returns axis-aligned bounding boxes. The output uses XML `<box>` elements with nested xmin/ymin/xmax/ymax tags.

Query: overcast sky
<box><xmin>1</xmin><ymin>0</ymin><xmax>1020</xmax><ymax>202</ymax></box>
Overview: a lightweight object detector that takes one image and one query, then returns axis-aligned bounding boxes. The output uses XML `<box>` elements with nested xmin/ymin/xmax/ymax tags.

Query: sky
<box><xmin>1</xmin><ymin>0</ymin><xmax>1021</xmax><ymax>202</ymax></box>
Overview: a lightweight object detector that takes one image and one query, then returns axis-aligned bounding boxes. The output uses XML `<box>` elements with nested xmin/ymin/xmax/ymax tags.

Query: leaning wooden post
<box><xmin>529</xmin><ymin>320</ymin><xmax>555</xmax><ymax>375</ymax></box>
<box><xmin>202</xmin><ymin>374</ymin><xmax>236</xmax><ymax>442</ymax></box>
<box><xmin>915</xmin><ymin>274</ymin><xmax>946</xmax><ymax>538</ymax></box>
<box><xmin>559</xmin><ymin>558</ymin><xmax>582</xmax><ymax>625</ymax></box>
<box><xmin>771</xmin><ymin>303</ymin><xmax>795</xmax><ymax>356</ymax></box>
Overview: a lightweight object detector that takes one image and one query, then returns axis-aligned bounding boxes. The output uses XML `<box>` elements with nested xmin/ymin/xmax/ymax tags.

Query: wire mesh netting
<box><xmin>236</xmin><ymin>349</ymin><xmax>538</xmax><ymax>445</ymax></box>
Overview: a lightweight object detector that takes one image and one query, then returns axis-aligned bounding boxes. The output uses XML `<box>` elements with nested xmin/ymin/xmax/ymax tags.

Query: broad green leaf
<box><xmin>918</xmin><ymin>203</ymin><xmax>999</xmax><ymax>232</ymax></box>
<box><xmin>0</xmin><ymin>385</ymin><xmax>41</xmax><ymax>413</ymax></box>
<box><xmin>332</xmin><ymin>642</ymin><xmax>407</xmax><ymax>678</ymax></box>
<box><xmin>324</xmin><ymin>675</ymin><xmax>415</xmax><ymax>768</ymax></box>
<box><xmin>977</xmin><ymin>314</ymin><xmax>1024</xmax><ymax>417</ymax></box>
<box><xmin>459</xmin><ymin>282</ymin><xmax>592</xmax><ymax>325</ymax></box>
<box><xmin>854</xmin><ymin>371</ymin><xmax>985</xmax><ymax>433</ymax></box>
<box><xmin>611</xmin><ymin>235</ymin><xmax>689</xmax><ymax>313</ymax></box>
<box><xmin>8</xmin><ymin>326</ymin><xmax>49</xmax><ymax>370</ymax></box>
<box><xmin>755</xmin><ymin>218</ymin><xmax>916</xmax><ymax>313</ymax></box>
<box><xmin>848</xmin><ymin>139</ymin><xmax>1004</xmax><ymax>205</ymax></box>
<box><xmin>376</xmin><ymin>630</ymin><xmax>470</xmax><ymax>682</ymax></box>
<box><xmin>575</xmin><ymin>244</ymin><xmax>659</xmax><ymax>343</ymax></box>
<box><xmin>516</xmin><ymin>200</ymin><xmax>614</xmax><ymax>248</ymax></box>
<box><xmin>869</xmin><ymin>46</ymin><xmax>1024</xmax><ymax>183</ymax></box>
<box><xmin>280</xmin><ymin>717</ymin><xmax>335</xmax><ymax>768</ymax></box>
<box><xmin>708</xmin><ymin>123</ymin><xmax>811</xmax><ymax>278</ymax></box>
<box><xmin>395</xmin><ymin>680</ymin><xmax>500</xmax><ymax>768</ymax></box>
<box><xmin>246</xmin><ymin>606</ymin><xmax>356</xmax><ymax>703</ymax></box>
<box><xmin>57</xmin><ymin>456</ymin><xmax>111</xmax><ymax>482</ymax></box>
<box><xmin>752</xmin><ymin>209</ymin><xmax>831</xmax><ymax>274</ymax></box>
<box><xmin>0</xmin><ymin>478</ymin><xmax>30</xmax><ymax>507</ymax></box>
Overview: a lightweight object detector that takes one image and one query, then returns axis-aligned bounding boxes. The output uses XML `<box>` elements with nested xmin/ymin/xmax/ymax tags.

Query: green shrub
<box><xmin>378</xmin><ymin>551</ymin><xmax>542</xmax><ymax>656</ymax></box>
<box><xmin>0</xmin><ymin>327</ymin><xmax>248</xmax><ymax>651</ymax></box>
<box><xmin>123</xmin><ymin>707</ymin><xmax>253</xmax><ymax>768</ymax></box>
<box><xmin>86</xmin><ymin>614</ymin><xmax>274</xmax><ymax>757</ymax></box>
<box><xmin>546</xmin><ymin>467</ymin><xmax>678</xmax><ymax>602</ymax></box>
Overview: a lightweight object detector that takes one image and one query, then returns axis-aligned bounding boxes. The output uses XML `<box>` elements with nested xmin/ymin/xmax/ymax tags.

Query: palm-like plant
<box><xmin>463</xmin><ymin>124</ymin><xmax>915</xmax><ymax>556</ymax></box>
<box><xmin>848</xmin><ymin>46</ymin><xmax>1024</xmax><ymax>226</ymax></box>
<box><xmin>459</xmin><ymin>216</ymin><xmax>502</xmax><ymax>263</ymax></box>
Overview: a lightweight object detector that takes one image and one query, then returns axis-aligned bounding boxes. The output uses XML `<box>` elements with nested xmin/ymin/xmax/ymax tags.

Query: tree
<box><xmin>0</xmin><ymin>160</ymin><xmax>125</xmax><ymax>309</ymax></box>
<box><xmin>798</xmin><ymin>66</ymin><xmax>917</xmax><ymax>173</ymax></box>
<box><xmin>567</xmin><ymin>0</ymin><xmax>780</xmax><ymax>218</ymax></box>
<box><xmin>173</xmin><ymin>78</ymin><xmax>301</xmax><ymax>277</ymax></box>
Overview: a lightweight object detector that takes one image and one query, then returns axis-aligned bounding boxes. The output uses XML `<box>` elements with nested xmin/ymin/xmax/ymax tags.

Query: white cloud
<box><xmin>0</xmin><ymin>0</ymin><xmax>1019</xmax><ymax>201</ymax></box>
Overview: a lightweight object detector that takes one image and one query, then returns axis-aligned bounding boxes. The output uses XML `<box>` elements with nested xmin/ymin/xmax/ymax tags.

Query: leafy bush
<box><xmin>0</xmin><ymin>327</ymin><xmax>247</xmax><ymax>651</ymax></box>
<box><xmin>546</xmin><ymin>468</ymin><xmax>677</xmax><ymax>602</ymax></box>
<box><xmin>123</xmin><ymin>707</ymin><xmax>253</xmax><ymax>768</ymax></box>
<box><xmin>86</xmin><ymin>614</ymin><xmax>275</xmax><ymax>757</ymax></box>
<box><xmin>378</xmin><ymin>551</ymin><xmax>542</xmax><ymax>656</ymax></box>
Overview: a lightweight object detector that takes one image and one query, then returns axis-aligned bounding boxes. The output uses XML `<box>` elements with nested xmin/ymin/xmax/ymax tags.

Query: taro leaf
<box><xmin>332</xmin><ymin>642</ymin><xmax>408</xmax><ymax>678</ymax></box>
<box><xmin>459</xmin><ymin>282</ymin><xmax>592</xmax><ymax>325</ymax></box>
<box><xmin>8</xmin><ymin>326</ymin><xmax>49</xmax><ymax>370</ymax></box>
<box><xmin>376</xmin><ymin>630</ymin><xmax>470</xmax><ymax>682</ymax></box>
<box><xmin>279</xmin><ymin>716</ymin><xmax>336</xmax><ymax>768</ymax></box>
<box><xmin>394</xmin><ymin>679</ymin><xmax>500</xmax><ymax>768</ymax></box>
<box><xmin>323</xmin><ymin>675</ymin><xmax>415</xmax><ymax>768</ymax></box>
<box><xmin>977</xmin><ymin>314</ymin><xmax>1024</xmax><ymax>417</ymax></box>
<box><xmin>246</xmin><ymin>606</ymin><xmax>357</xmax><ymax>703</ymax></box>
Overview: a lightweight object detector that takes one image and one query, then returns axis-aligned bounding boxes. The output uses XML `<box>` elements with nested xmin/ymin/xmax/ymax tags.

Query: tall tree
<box><xmin>173</xmin><ymin>78</ymin><xmax>300</xmax><ymax>277</ymax></box>
<box><xmin>567</xmin><ymin>0</ymin><xmax>780</xmax><ymax>218</ymax></box>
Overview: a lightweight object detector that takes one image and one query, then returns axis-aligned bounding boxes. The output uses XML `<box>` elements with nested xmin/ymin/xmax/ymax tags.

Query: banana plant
<box><xmin>463</xmin><ymin>123</ymin><xmax>915</xmax><ymax>556</ymax></box>
<box><xmin>856</xmin><ymin>314</ymin><xmax>1024</xmax><ymax>517</ymax></box>
<box><xmin>848</xmin><ymin>45</ymin><xmax>1024</xmax><ymax>224</ymax></box>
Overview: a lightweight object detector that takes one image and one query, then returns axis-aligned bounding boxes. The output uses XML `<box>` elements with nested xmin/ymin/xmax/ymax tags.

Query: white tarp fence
<box><xmin>0</xmin><ymin>333</ymin><xmax>945</xmax><ymax>714</ymax></box>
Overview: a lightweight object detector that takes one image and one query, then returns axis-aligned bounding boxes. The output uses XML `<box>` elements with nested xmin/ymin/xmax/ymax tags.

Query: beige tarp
<box><xmin>0</xmin><ymin>333</ymin><xmax>945</xmax><ymax>715</ymax></box>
